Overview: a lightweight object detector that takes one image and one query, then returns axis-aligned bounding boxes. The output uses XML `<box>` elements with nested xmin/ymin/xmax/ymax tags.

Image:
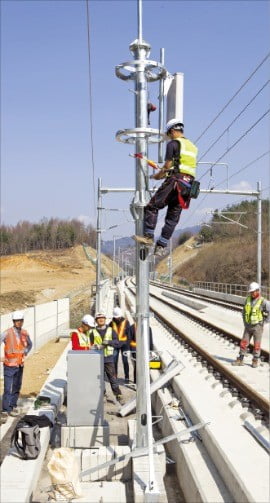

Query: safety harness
<box><xmin>172</xmin><ymin>176</ymin><xmax>200</xmax><ymax>210</ymax></box>
<box><xmin>170</xmin><ymin>138</ymin><xmax>200</xmax><ymax>209</ymax></box>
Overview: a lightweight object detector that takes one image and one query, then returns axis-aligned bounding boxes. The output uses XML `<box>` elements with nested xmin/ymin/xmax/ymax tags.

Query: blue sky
<box><xmin>1</xmin><ymin>0</ymin><xmax>269</xmax><ymax>240</ymax></box>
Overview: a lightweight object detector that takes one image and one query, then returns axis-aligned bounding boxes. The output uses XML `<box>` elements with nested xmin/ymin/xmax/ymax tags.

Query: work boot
<box><xmin>116</xmin><ymin>394</ymin><xmax>125</xmax><ymax>406</ymax></box>
<box><xmin>9</xmin><ymin>409</ymin><xmax>19</xmax><ymax>417</ymax></box>
<box><xmin>232</xmin><ymin>357</ymin><xmax>244</xmax><ymax>366</ymax></box>
<box><xmin>132</xmin><ymin>235</ymin><xmax>154</xmax><ymax>246</ymax></box>
<box><xmin>154</xmin><ymin>244</ymin><xmax>166</xmax><ymax>257</ymax></box>
<box><xmin>1</xmin><ymin>411</ymin><xmax>8</xmax><ymax>424</ymax></box>
<box><xmin>252</xmin><ymin>359</ymin><xmax>259</xmax><ymax>368</ymax></box>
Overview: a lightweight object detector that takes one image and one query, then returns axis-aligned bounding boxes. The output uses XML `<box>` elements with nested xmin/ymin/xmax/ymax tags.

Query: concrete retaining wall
<box><xmin>0</xmin><ymin>298</ymin><xmax>70</xmax><ymax>351</ymax></box>
<box><xmin>193</xmin><ymin>288</ymin><xmax>245</xmax><ymax>305</ymax></box>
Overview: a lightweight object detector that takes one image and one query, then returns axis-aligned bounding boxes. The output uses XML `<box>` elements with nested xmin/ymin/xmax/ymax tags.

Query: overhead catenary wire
<box><xmin>86</xmin><ymin>0</ymin><xmax>96</xmax><ymax>214</ymax></box>
<box><xmin>214</xmin><ymin>150</ymin><xmax>270</xmax><ymax>190</ymax></box>
<box><xmin>195</xmin><ymin>52</ymin><xmax>270</xmax><ymax>144</ymax></box>
<box><xmin>198</xmin><ymin>109</ymin><xmax>270</xmax><ymax>181</ymax></box>
<box><xmin>183</xmin><ymin>151</ymin><xmax>269</xmax><ymax>227</ymax></box>
<box><xmin>198</xmin><ymin>79</ymin><xmax>270</xmax><ymax>161</ymax></box>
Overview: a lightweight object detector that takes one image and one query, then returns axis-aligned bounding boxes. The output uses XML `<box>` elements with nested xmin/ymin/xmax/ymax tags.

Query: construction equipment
<box><xmin>129</xmin><ymin>152</ymin><xmax>160</xmax><ymax>170</ymax></box>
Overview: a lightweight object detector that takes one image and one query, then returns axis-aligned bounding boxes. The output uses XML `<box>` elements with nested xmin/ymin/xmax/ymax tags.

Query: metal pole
<box><xmin>132</xmin><ymin>2</ymin><xmax>158</xmax><ymax>498</ymax></box>
<box><xmin>118</xmin><ymin>246</ymin><xmax>121</xmax><ymax>279</ymax></box>
<box><xmin>138</xmin><ymin>0</ymin><xmax>142</xmax><ymax>43</ymax></box>
<box><xmin>130</xmin><ymin>22</ymin><xmax>151</xmax><ymax>448</ymax></box>
<box><xmin>112</xmin><ymin>236</ymin><xmax>116</xmax><ymax>286</ymax></box>
<box><xmin>95</xmin><ymin>178</ymin><xmax>102</xmax><ymax>312</ymax></box>
<box><xmin>158</xmin><ymin>48</ymin><xmax>165</xmax><ymax>163</ymax></box>
<box><xmin>169</xmin><ymin>238</ymin><xmax>172</xmax><ymax>285</ymax></box>
<box><xmin>257</xmin><ymin>181</ymin><xmax>262</xmax><ymax>285</ymax></box>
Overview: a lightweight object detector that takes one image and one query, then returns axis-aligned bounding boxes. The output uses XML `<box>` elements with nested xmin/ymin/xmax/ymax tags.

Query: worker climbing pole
<box><xmin>115</xmin><ymin>0</ymin><xmax>166</xmax><ymax>499</ymax></box>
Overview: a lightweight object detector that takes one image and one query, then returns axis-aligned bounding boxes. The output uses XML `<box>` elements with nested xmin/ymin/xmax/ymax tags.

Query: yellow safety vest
<box><xmin>174</xmin><ymin>137</ymin><xmax>198</xmax><ymax>177</ymax></box>
<box><xmin>70</xmin><ymin>329</ymin><xmax>90</xmax><ymax>348</ymax></box>
<box><xmin>111</xmin><ymin>320</ymin><xmax>128</xmax><ymax>341</ymax></box>
<box><xmin>244</xmin><ymin>296</ymin><xmax>264</xmax><ymax>325</ymax></box>
<box><xmin>91</xmin><ymin>327</ymin><xmax>114</xmax><ymax>357</ymax></box>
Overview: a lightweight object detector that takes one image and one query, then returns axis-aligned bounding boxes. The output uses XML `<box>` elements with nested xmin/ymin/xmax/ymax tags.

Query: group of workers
<box><xmin>1</xmin><ymin>282</ymin><xmax>269</xmax><ymax>425</ymax></box>
<box><xmin>70</xmin><ymin>307</ymin><xmax>143</xmax><ymax>406</ymax></box>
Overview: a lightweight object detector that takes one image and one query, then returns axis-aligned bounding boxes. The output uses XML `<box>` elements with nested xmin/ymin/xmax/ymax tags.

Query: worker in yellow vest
<box><xmin>232</xmin><ymin>282</ymin><xmax>270</xmax><ymax>368</ymax></box>
<box><xmin>91</xmin><ymin>312</ymin><xmax>124</xmax><ymax>405</ymax></box>
<box><xmin>70</xmin><ymin>314</ymin><xmax>95</xmax><ymax>350</ymax></box>
<box><xmin>134</xmin><ymin>119</ymin><xmax>198</xmax><ymax>257</ymax></box>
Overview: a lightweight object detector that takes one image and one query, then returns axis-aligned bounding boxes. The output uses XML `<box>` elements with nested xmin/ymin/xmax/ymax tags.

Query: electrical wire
<box><xmin>198</xmin><ymin>79</ymin><xmax>270</xmax><ymax>161</ymax></box>
<box><xmin>214</xmin><ymin>151</ymin><xmax>270</xmax><ymax>189</ymax></box>
<box><xmin>86</xmin><ymin>0</ymin><xmax>96</xmax><ymax>214</ymax></box>
<box><xmin>183</xmin><ymin>151</ymin><xmax>269</xmax><ymax>226</ymax></box>
<box><xmin>198</xmin><ymin>109</ymin><xmax>270</xmax><ymax>181</ymax></box>
<box><xmin>195</xmin><ymin>52</ymin><xmax>270</xmax><ymax>144</ymax></box>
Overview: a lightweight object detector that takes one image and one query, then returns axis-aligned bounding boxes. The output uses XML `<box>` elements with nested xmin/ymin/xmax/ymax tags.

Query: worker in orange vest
<box><xmin>70</xmin><ymin>314</ymin><xmax>95</xmax><ymax>350</ymax></box>
<box><xmin>110</xmin><ymin>307</ymin><xmax>131</xmax><ymax>382</ymax></box>
<box><xmin>1</xmin><ymin>310</ymin><xmax>32</xmax><ymax>423</ymax></box>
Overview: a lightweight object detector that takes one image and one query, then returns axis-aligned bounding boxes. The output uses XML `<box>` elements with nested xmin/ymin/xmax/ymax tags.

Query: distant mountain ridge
<box><xmin>101</xmin><ymin>225</ymin><xmax>201</xmax><ymax>255</ymax></box>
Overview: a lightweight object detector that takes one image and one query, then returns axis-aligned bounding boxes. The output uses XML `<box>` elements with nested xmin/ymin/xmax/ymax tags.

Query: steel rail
<box><xmin>151</xmin><ymin>280</ymin><xmax>243</xmax><ymax>312</ymax></box>
<box><xmin>149</xmin><ymin>288</ymin><xmax>269</xmax><ymax>361</ymax></box>
<box><xmin>124</xmin><ymin>281</ymin><xmax>269</xmax><ymax>418</ymax></box>
<box><xmin>149</xmin><ymin>297</ymin><xmax>269</xmax><ymax>418</ymax></box>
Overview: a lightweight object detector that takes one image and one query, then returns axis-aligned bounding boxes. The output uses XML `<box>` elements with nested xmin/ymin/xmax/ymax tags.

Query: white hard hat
<box><xmin>113</xmin><ymin>307</ymin><xmax>123</xmax><ymax>318</ymax></box>
<box><xmin>81</xmin><ymin>314</ymin><xmax>95</xmax><ymax>327</ymax></box>
<box><xmin>95</xmin><ymin>312</ymin><xmax>106</xmax><ymax>319</ymax></box>
<box><xmin>12</xmin><ymin>310</ymin><xmax>24</xmax><ymax>321</ymax></box>
<box><xmin>165</xmin><ymin>118</ymin><xmax>184</xmax><ymax>134</ymax></box>
<box><xmin>248</xmin><ymin>282</ymin><xmax>260</xmax><ymax>292</ymax></box>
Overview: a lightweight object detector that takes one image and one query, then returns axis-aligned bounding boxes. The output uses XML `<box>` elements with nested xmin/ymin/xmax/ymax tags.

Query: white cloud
<box><xmin>230</xmin><ymin>180</ymin><xmax>252</xmax><ymax>191</ymax></box>
<box><xmin>77</xmin><ymin>215</ymin><xmax>95</xmax><ymax>226</ymax></box>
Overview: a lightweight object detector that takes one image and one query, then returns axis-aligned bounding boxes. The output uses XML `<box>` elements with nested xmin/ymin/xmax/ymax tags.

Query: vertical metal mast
<box><xmin>257</xmin><ymin>181</ymin><xmax>262</xmax><ymax>286</ymax></box>
<box><xmin>95</xmin><ymin>177</ymin><xmax>102</xmax><ymax>312</ymax></box>
<box><xmin>115</xmin><ymin>0</ymin><xmax>166</xmax><ymax>498</ymax></box>
<box><xmin>131</xmin><ymin>1</ymin><xmax>151</xmax><ymax>450</ymax></box>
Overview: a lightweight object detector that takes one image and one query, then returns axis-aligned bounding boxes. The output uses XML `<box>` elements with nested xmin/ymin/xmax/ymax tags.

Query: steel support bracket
<box><xmin>119</xmin><ymin>358</ymin><xmax>184</xmax><ymax>417</ymax></box>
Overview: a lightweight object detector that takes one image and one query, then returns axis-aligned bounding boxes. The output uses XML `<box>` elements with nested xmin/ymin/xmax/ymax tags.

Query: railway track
<box><xmin>122</xmin><ymin>279</ymin><xmax>269</xmax><ymax>502</ymax></box>
<box><xmin>125</xmin><ymin>279</ymin><xmax>269</xmax><ymax>420</ymax></box>
<box><xmin>150</xmin><ymin>280</ymin><xmax>243</xmax><ymax>312</ymax></box>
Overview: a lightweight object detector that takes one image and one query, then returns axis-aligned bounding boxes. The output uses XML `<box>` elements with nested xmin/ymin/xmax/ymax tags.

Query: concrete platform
<box><xmin>72</xmin><ymin>481</ymin><xmax>130</xmax><ymax>502</ymax></box>
<box><xmin>61</xmin><ymin>424</ymin><xmax>110</xmax><ymax>447</ymax></box>
<box><xmin>0</xmin><ymin>343</ymin><xmax>69</xmax><ymax>503</ymax></box>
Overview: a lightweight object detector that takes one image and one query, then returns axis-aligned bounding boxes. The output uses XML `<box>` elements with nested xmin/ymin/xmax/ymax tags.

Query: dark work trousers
<box><xmin>113</xmin><ymin>343</ymin><xmax>130</xmax><ymax>379</ymax></box>
<box><xmin>2</xmin><ymin>365</ymin><xmax>24</xmax><ymax>412</ymax></box>
<box><xmin>104</xmin><ymin>361</ymin><xmax>121</xmax><ymax>396</ymax></box>
<box><xmin>239</xmin><ymin>323</ymin><xmax>264</xmax><ymax>359</ymax></box>
<box><xmin>144</xmin><ymin>175</ymin><xmax>186</xmax><ymax>243</ymax></box>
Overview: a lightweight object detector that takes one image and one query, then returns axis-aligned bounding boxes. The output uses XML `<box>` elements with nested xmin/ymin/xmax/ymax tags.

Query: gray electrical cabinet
<box><xmin>67</xmin><ymin>350</ymin><xmax>104</xmax><ymax>426</ymax></box>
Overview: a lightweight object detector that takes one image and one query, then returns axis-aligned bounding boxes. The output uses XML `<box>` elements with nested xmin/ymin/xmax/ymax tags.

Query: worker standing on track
<box><xmin>0</xmin><ymin>311</ymin><xmax>32</xmax><ymax>423</ymax></box>
<box><xmin>70</xmin><ymin>314</ymin><xmax>95</xmax><ymax>350</ymax></box>
<box><xmin>134</xmin><ymin>119</ymin><xmax>198</xmax><ymax>257</ymax></box>
<box><xmin>232</xmin><ymin>282</ymin><xmax>270</xmax><ymax>368</ymax></box>
<box><xmin>91</xmin><ymin>312</ymin><xmax>124</xmax><ymax>405</ymax></box>
<box><xmin>110</xmin><ymin>307</ymin><xmax>131</xmax><ymax>382</ymax></box>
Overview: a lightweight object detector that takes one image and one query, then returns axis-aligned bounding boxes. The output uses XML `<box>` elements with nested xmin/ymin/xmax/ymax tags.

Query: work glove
<box><xmin>93</xmin><ymin>344</ymin><xmax>103</xmax><ymax>350</ymax></box>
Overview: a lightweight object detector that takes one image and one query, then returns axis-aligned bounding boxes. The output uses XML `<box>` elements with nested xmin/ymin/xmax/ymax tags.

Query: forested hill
<box><xmin>172</xmin><ymin>199</ymin><xmax>269</xmax><ymax>286</ymax></box>
<box><xmin>0</xmin><ymin>218</ymin><xmax>96</xmax><ymax>255</ymax></box>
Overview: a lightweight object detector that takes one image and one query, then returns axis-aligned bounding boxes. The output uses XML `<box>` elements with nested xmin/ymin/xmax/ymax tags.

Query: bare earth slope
<box><xmin>0</xmin><ymin>245</ymin><xmax>113</xmax><ymax>316</ymax></box>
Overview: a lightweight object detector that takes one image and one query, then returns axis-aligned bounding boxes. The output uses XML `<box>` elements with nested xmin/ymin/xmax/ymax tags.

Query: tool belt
<box><xmin>173</xmin><ymin>175</ymin><xmax>200</xmax><ymax>209</ymax></box>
